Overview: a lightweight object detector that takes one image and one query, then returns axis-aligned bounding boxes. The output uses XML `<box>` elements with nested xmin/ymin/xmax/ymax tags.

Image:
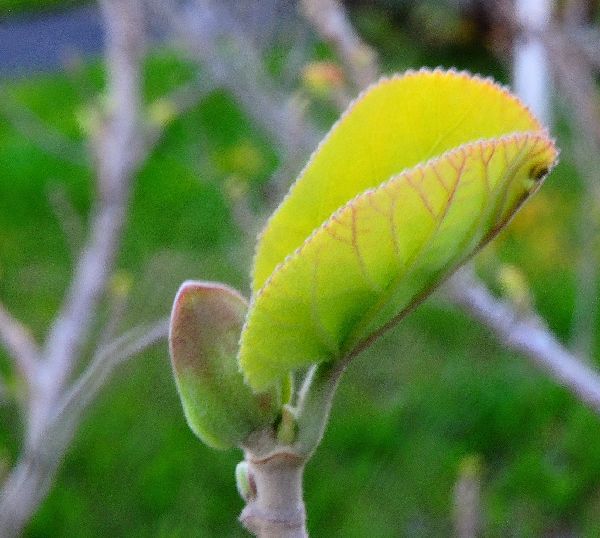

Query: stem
<box><xmin>294</xmin><ymin>362</ymin><xmax>344</xmax><ymax>456</ymax></box>
<box><xmin>239</xmin><ymin>452</ymin><xmax>307</xmax><ymax>538</ymax></box>
<box><xmin>237</xmin><ymin>361</ymin><xmax>347</xmax><ymax>538</ymax></box>
<box><xmin>0</xmin><ymin>416</ymin><xmax>73</xmax><ymax>538</ymax></box>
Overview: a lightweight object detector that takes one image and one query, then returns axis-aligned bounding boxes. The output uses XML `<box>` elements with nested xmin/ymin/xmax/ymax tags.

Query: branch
<box><xmin>0</xmin><ymin>3</ymin><xmax>148</xmax><ymax>535</ymax></box>
<box><xmin>512</xmin><ymin>0</ymin><xmax>552</xmax><ymax>125</ymax></box>
<box><xmin>46</xmin><ymin>183</ymin><xmax>85</xmax><ymax>260</ymax></box>
<box><xmin>239</xmin><ymin>452</ymin><xmax>307</xmax><ymax>538</ymax></box>
<box><xmin>0</xmin><ymin>95</ymin><xmax>87</xmax><ymax>166</ymax></box>
<box><xmin>0</xmin><ymin>302</ymin><xmax>40</xmax><ymax>384</ymax></box>
<box><xmin>0</xmin><ymin>320</ymin><xmax>167</xmax><ymax>538</ymax></box>
<box><xmin>447</xmin><ymin>270</ymin><xmax>600</xmax><ymax>414</ymax></box>
<box><xmin>55</xmin><ymin>318</ymin><xmax>169</xmax><ymax>430</ymax></box>
<box><xmin>151</xmin><ymin>0</ymin><xmax>320</xmax><ymax>160</ymax></box>
<box><xmin>300</xmin><ymin>0</ymin><xmax>378</xmax><ymax>91</ymax></box>
<box><xmin>143</xmin><ymin>75</ymin><xmax>216</xmax><ymax>158</ymax></box>
<box><xmin>41</xmin><ymin>0</ymin><xmax>146</xmax><ymax>402</ymax></box>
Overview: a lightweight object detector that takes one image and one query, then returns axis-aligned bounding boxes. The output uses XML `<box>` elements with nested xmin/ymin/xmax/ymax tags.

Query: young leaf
<box><xmin>252</xmin><ymin>69</ymin><xmax>548</xmax><ymax>292</ymax></box>
<box><xmin>169</xmin><ymin>281</ymin><xmax>277</xmax><ymax>449</ymax></box>
<box><xmin>239</xmin><ymin>69</ymin><xmax>558</xmax><ymax>391</ymax></box>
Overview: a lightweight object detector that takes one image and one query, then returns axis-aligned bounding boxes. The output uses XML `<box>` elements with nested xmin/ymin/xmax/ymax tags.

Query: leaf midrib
<box><xmin>339</xmin><ymin>138</ymin><xmax>530</xmax><ymax>358</ymax></box>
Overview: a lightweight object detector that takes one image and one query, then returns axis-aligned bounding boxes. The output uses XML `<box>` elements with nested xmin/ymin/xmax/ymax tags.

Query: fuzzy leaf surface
<box><xmin>169</xmin><ymin>281</ymin><xmax>277</xmax><ymax>449</ymax></box>
<box><xmin>239</xmin><ymin>70</ymin><xmax>558</xmax><ymax>392</ymax></box>
<box><xmin>240</xmin><ymin>133</ymin><xmax>557</xmax><ymax>390</ymax></box>
<box><xmin>252</xmin><ymin>70</ymin><xmax>545</xmax><ymax>291</ymax></box>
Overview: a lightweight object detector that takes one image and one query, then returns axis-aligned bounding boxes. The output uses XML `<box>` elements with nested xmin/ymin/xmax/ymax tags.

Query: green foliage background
<box><xmin>0</xmin><ymin>2</ymin><xmax>598</xmax><ymax>536</ymax></box>
<box><xmin>0</xmin><ymin>0</ymin><xmax>85</xmax><ymax>18</ymax></box>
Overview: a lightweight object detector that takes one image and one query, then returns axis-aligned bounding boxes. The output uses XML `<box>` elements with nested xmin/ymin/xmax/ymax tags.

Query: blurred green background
<box><xmin>0</xmin><ymin>1</ymin><xmax>598</xmax><ymax>536</ymax></box>
<box><xmin>0</xmin><ymin>0</ymin><xmax>84</xmax><ymax>18</ymax></box>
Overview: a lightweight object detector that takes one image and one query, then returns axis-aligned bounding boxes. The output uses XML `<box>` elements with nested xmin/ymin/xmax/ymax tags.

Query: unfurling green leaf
<box><xmin>239</xmin><ymin>68</ymin><xmax>558</xmax><ymax>391</ymax></box>
<box><xmin>169</xmin><ymin>281</ymin><xmax>277</xmax><ymax>449</ymax></box>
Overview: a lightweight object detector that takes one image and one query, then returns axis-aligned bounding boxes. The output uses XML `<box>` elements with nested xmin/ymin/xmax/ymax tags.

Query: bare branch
<box><xmin>55</xmin><ymin>318</ymin><xmax>169</xmax><ymax>429</ymax></box>
<box><xmin>0</xmin><ymin>95</ymin><xmax>86</xmax><ymax>166</ymax></box>
<box><xmin>447</xmin><ymin>270</ymin><xmax>600</xmax><ymax>415</ymax></box>
<box><xmin>0</xmin><ymin>302</ymin><xmax>40</xmax><ymax>384</ymax></box>
<box><xmin>41</xmin><ymin>0</ymin><xmax>146</xmax><ymax>401</ymax></box>
<box><xmin>46</xmin><ymin>183</ymin><xmax>85</xmax><ymax>260</ymax></box>
<box><xmin>0</xmin><ymin>320</ymin><xmax>167</xmax><ymax>538</ymax></box>
<box><xmin>152</xmin><ymin>0</ymin><xmax>320</xmax><ymax>160</ymax></box>
<box><xmin>300</xmin><ymin>0</ymin><xmax>378</xmax><ymax>91</ymax></box>
<box><xmin>0</xmin><ymin>2</ymin><xmax>148</xmax><ymax>534</ymax></box>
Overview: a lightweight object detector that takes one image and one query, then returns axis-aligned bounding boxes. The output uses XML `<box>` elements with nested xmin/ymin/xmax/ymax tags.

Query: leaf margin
<box><xmin>251</xmin><ymin>67</ymin><xmax>546</xmax><ymax>293</ymax></box>
<box><xmin>240</xmin><ymin>131</ymin><xmax>558</xmax><ymax>391</ymax></box>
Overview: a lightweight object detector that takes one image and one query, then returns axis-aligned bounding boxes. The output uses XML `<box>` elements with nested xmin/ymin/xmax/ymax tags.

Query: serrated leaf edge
<box><xmin>239</xmin><ymin>131</ymin><xmax>558</xmax><ymax>387</ymax></box>
<box><xmin>250</xmin><ymin>67</ymin><xmax>546</xmax><ymax>292</ymax></box>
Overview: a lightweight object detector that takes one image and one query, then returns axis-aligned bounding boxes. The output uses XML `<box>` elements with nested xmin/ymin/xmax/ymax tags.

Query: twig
<box><xmin>151</xmin><ymin>0</ymin><xmax>320</xmax><ymax>166</ymax></box>
<box><xmin>41</xmin><ymin>0</ymin><xmax>146</xmax><ymax>407</ymax></box>
<box><xmin>0</xmin><ymin>2</ymin><xmax>147</xmax><ymax>535</ymax></box>
<box><xmin>55</xmin><ymin>318</ymin><xmax>169</xmax><ymax>431</ymax></box>
<box><xmin>0</xmin><ymin>302</ymin><xmax>39</xmax><ymax>385</ymax></box>
<box><xmin>150</xmin><ymin>0</ymin><xmax>330</xmax><ymax>203</ymax></box>
<box><xmin>46</xmin><ymin>183</ymin><xmax>85</xmax><ymax>260</ymax></box>
<box><xmin>0</xmin><ymin>95</ymin><xmax>87</xmax><ymax>166</ymax></box>
<box><xmin>447</xmin><ymin>269</ymin><xmax>600</xmax><ymax>414</ymax></box>
<box><xmin>300</xmin><ymin>0</ymin><xmax>378</xmax><ymax>91</ymax></box>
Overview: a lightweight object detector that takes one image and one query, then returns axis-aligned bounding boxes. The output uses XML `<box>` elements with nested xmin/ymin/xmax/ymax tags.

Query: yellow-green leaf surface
<box><xmin>169</xmin><ymin>281</ymin><xmax>277</xmax><ymax>449</ymax></box>
<box><xmin>240</xmin><ymin>69</ymin><xmax>558</xmax><ymax>391</ymax></box>
<box><xmin>252</xmin><ymin>69</ymin><xmax>546</xmax><ymax>291</ymax></box>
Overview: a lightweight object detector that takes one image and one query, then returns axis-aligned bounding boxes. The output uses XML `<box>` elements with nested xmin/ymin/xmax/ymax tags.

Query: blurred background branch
<box><xmin>151</xmin><ymin>0</ymin><xmax>320</xmax><ymax>170</ymax></box>
<box><xmin>544</xmin><ymin>21</ymin><xmax>600</xmax><ymax>360</ymax></box>
<box><xmin>300</xmin><ymin>0</ymin><xmax>378</xmax><ymax>93</ymax></box>
<box><xmin>0</xmin><ymin>0</ymin><xmax>161</xmax><ymax>534</ymax></box>
<box><xmin>0</xmin><ymin>96</ymin><xmax>87</xmax><ymax>166</ymax></box>
<box><xmin>447</xmin><ymin>269</ymin><xmax>600</xmax><ymax>413</ymax></box>
<box><xmin>0</xmin><ymin>303</ymin><xmax>40</xmax><ymax>387</ymax></box>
